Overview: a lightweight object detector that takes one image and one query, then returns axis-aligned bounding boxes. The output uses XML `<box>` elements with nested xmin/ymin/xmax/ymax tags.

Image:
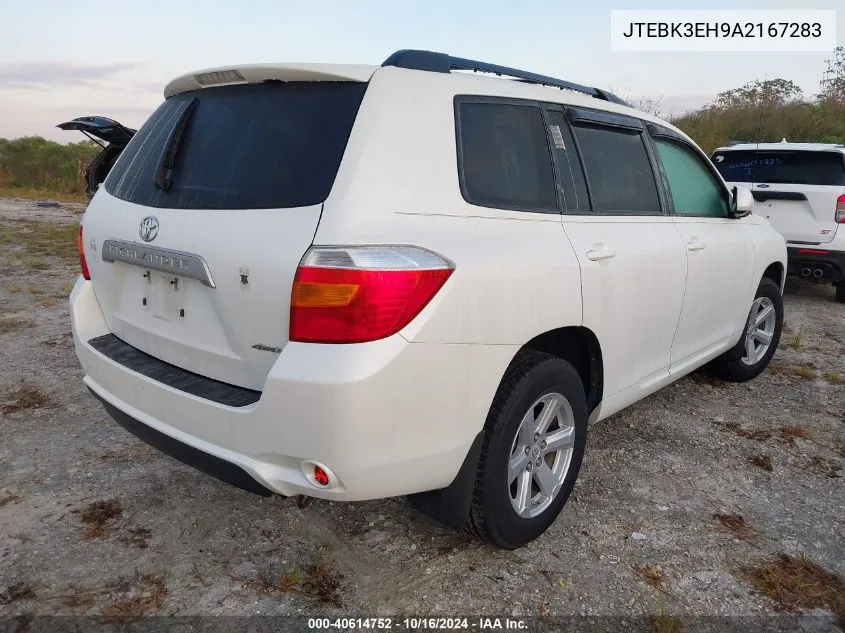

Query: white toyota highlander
<box><xmin>70</xmin><ymin>50</ymin><xmax>787</xmax><ymax>549</ymax></box>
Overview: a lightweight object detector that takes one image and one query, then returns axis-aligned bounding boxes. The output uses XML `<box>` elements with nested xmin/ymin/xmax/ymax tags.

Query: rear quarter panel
<box><xmin>316</xmin><ymin>67</ymin><xmax>584</xmax><ymax>347</ymax></box>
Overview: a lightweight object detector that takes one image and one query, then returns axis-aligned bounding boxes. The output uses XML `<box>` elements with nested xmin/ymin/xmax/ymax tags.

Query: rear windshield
<box><xmin>712</xmin><ymin>150</ymin><xmax>845</xmax><ymax>186</ymax></box>
<box><xmin>104</xmin><ymin>82</ymin><xmax>367</xmax><ymax>209</ymax></box>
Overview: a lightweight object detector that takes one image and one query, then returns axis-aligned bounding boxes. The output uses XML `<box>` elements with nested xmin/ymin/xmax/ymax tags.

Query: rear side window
<box><xmin>105</xmin><ymin>82</ymin><xmax>367</xmax><ymax>209</ymax></box>
<box><xmin>457</xmin><ymin>102</ymin><xmax>557</xmax><ymax>212</ymax></box>
<box><xmin>572</xmin><ymin>125</ymin><xmax>661</xmax><ymax>214</ymax></box>
<box><xmin>655</xmin><ymin>138</ymin><xmax>728</xmax><ymax>217</ymax></box>
<box><xmin>712</xmin><ymin>150</ymin><xmax>845</xmax><ymax>186</ymax></box>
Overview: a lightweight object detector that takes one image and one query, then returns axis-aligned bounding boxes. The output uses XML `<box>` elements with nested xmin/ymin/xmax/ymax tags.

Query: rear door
<box><xmin>712</xmin><ymin>149</ymin><xmax>845</xmax><ymax>244</ymax></box>
<box><xmin>81</xmin><ymin>80</ymin><xmax>368</xmax><ymax>391</ymax></box>
<box><xmin>557</xmin><ymin>108</ymin><xmax>688</xmax><ymax>402</ymax></box>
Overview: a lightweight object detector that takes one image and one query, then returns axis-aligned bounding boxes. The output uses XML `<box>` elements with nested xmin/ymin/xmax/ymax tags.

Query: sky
<box><xmin>1</xmin><ymin>0</ymin><xmax>842</xmax><ymax>142</ymax></box>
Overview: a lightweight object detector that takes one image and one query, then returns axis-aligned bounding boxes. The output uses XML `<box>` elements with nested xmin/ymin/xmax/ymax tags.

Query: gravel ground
<box><xmin>0</xmin><ymin>197</ymin><xmax>843</xmax><ymax>631</ymax></box>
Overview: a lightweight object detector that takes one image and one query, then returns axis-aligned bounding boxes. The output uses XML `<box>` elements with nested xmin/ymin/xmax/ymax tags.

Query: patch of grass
<box><xmin>788</xmin><ymin>330</ymin><xmax>804</xmax><ymax>350</ymax></box>
<box><xmin>237</xmin><ymin>559</ymin><xmax>344</xmax><ymax>607</ymax></box>
<box><xmin>809</xmin><ymin>456</ymin><xmax>842</xmax><ymax>479</ymax></box>
<box><xmin>792</xmin><ymin>365</ymin><xmax>816</xmax><ymax>380</ymax></box>
<box><xmin>0</xmin><ymin>187</ymin><xmax>87</xmax><ymax>204</ymax></box>
<box><xmin>824</xmin><ymin>371</ymin><xmax>844</xmax><ymax>385</ymax></box>
<box><xmin>648</xmin><ymin>600</ymin><xmax>684</xmax><ymax>633</ymax></box>
<box><xmin>750</xmin><ymin>454</ymin><xmax>773</xmax><ymax>472</ymax></box>
<box><xmin>713</xmin><ymin>512</ymin><xmax>758</xmax><ymax>542</ymax></box>
<box><xmin>632</xmin><ymin>563</ymin><xmax>665</xmax><ymax>589</ymax></box>
<box><xmin>688</xmin><ymin>372</ymin><xmax>727</xmax><ymax>388</ymax></box>
<box><xmin>79</xmin><ymin>499</ymin><xmax>123</xmax><ymax>538</ymax></box>
<box><xmin>0</xmin><ymin>219</ymin><xmax>80</xmax><ymax>266</ymax></box>
<box><xmin>1</xmin><ymin>382</ymin><xmax>49</xmax><ymax>415</ymax></box>
<box><xmin>768</xmin><ymin>362</ymin><xmax>788</xmax><ymax>376</ymax></box>
<box><xmin>102</xmin><ymin>574</ymin><xmax>166</xmax><ymax>619</ymax></box>
<box><xmin>40</xmin><ymin>297</ymin><xmax>57</xmax><ymax>308</ymax></box>
<box><xmin>23</xmin><ymin>257</ymin><xmax>48</xmax><ymax>270</ymax></box>
<box><xmin>8</xmin><ymin>284</ymin><xmax>22</xmax><ymax>293</ymax></box>
<box><xmin>0</xmin><ymin>314</ymin><xmax>34</xmax><ymax>333</ymax></box>
<box><xmin>26</xmin><ymin>286</ymin><xmax>44</xmax><ymax>295</ymax></box>
<box><xmin>0</xmin><ymin>491</ymin><xmax>21</xmax><ymax>507</ymax></box>
<box><xmin>738</xmin><ymin>555</ymin><xmax>845</xmax><ymax>626</ymax></box>
<box><xmin>301</xmin><ymin>562</ymin><xmax>344</xmax><ymax>606</ymax></box>
<box><xmin>120</xmin><ymin>527</ymin><xmax>152</xmax><ymax>549</ymax></box>
<box><xmin>719</xmin><ymin>421</ymin><xmax>771</xmax><ymax>442</ymax></box>
<box><xmin>0</xmin><ymin>582</ymin><xmax>36</xmax><ymax>605</ymax></box>
<box><xmin>59</xmin><ymin>590</ymin><xmax>96</xmax><ymax>609</ymax></box>
<box><xmin>777</xmin><ymin>426</ymin><xmax>810</xmax><ymax>445</ymax></box>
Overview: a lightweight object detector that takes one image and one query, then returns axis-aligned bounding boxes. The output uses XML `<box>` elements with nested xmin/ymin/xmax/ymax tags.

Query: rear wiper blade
<box><xmin>154</xmin><ymin>97</ymin><xmax>198</xmax><ymax>191</ymax></box>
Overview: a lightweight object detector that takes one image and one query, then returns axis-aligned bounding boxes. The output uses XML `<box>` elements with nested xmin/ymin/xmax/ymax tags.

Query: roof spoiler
<box><xmin>381</xmin><ymin>49</ymin><xmax>629</xmax><ymax>106</ymax></box>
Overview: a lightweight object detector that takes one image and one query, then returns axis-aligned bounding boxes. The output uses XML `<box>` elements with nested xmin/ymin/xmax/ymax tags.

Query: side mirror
<box><xmin>729</xmin><ymin>185</ymin><xmax>754</xmax><ymax>219</ymax></box>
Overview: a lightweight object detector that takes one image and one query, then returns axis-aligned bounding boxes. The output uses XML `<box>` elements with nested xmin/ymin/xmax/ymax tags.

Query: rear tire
<box><xmin>705</xmin><ymin>277</ymin><xmax>783</xmax><ymax>383</ymax></box>
<box><xmin>466</xmin><ymin>351</ymin><xmax>588</xmax><ymax>549</ymax></box>
<box><xmin>835</xmin><ymin>281</ymin><xmax>845</xmax><ymax>304</ymax></box>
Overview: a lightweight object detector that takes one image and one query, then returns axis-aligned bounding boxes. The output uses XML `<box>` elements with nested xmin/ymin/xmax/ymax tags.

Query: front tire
<box><xmin>466</xmin><ymin>351</ymin><xmax>588</xmax><ymax>549</ymax></box>
<box><xmin>705</xmin><ymin>277</ymin><xmax>783</xmax><ymax>382</ymax></box>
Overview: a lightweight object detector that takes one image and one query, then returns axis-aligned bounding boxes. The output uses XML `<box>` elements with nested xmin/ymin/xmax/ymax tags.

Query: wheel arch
<box><xmin>408</xmin><ymin>325</ymin><xmax>603</xmax><ymax>530</ymax></box>
<box><xmin>521</xmin><ymin>326</ymin><xmax>604</xmax><ymax>415</ymax></box>
<box><xmin>762</xmin><ymin>260</ymin><xmax>785</xmax><ymax>292</ymax></box>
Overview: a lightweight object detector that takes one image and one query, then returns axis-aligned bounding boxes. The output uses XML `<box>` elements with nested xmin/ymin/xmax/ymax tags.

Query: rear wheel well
<box><xmin>522</xmin><ymin>327</ymin><xmax>603</xmax><ymax>414</ymax></box>
<box><xmin>763</xmin><ymin>261</ymin><xmax>785</xmax><ymax>291</ymax></box>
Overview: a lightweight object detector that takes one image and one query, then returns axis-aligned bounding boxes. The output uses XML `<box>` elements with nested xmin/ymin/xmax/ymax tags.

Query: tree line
<box><xmin>1</xmin><ymin>47</ymin><xmax>843</xmax><ymax>198</ymax></box>
<box><xmin>0</xmin><ymin>136</ymin><xmax>99</xmax><ymax>198</ymax></box>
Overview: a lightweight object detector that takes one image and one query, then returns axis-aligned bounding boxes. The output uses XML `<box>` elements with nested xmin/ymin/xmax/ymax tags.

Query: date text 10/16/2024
<box><xmin>307</xmin><ymin>618</ymin><xmax>528</xmax><ymax>631</ymax></box>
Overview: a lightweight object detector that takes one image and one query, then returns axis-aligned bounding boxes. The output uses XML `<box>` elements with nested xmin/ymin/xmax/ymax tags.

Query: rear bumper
<box><xmin>89</xmin><ymin>387</ymin><xmax>272</xmax><ymax>496</ymax></box>
<box><xmin>787</xmin><ymin>245</ymin><xmax>845</xmax><ymax>283</ymax></box>
<box><xmin>71</xmin><ymin>278</ymin><xmax>514</xmax><ymax>501</ymax></box>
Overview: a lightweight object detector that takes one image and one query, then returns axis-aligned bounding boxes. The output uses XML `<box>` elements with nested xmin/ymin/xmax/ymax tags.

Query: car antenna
<box><xmin>752</xmin><ymin>74</ymin><xmax>767</xmax><ymax>187</ymax></box>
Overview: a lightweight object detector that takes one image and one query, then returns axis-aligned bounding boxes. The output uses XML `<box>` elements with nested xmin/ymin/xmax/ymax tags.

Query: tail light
<box><xmin>77</xmin><ymin>225</ymin><xmax>90</xmax><ymax>280</ymax></box>
<box><xmin>290</xmin><ymin>246</ymin><xmax>454</xmax><ymax>343</ymax></box>
<box><xmin>836</xmin><ymin>194</ymin><xmax>845</xmax><ymax>223</ymax></box>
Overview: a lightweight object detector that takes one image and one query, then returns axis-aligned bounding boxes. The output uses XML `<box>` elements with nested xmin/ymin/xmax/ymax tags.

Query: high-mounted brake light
<box><xmin>836</xmin><ymin>194</ymin><xmax>845</xmax><ymax>223</ymax></box>
<box><xmin>193</xmin><ymin>69</ymin><xmax>245</xmax><ymax>86</ymax></box>
<box><xmin>290</xmin><ymin>246</ymin><xmax>454</xmax><ymax>343</ymax></box>
<box><xmin>78</xmin><ymin>225</ymin><xmax>90</xmax><ymax>280</ymax></box>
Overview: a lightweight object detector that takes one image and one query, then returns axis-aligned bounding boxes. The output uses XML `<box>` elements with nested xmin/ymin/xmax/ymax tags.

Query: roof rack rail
<box><xmin>726</xmin><ymin>139</ymin><xmax>752</xmax><ymax>146</ymax></box>
<box><xmin>381</xmin><ymin>49</ymin><xmax>628</xmax><ymax>106</ymax></box>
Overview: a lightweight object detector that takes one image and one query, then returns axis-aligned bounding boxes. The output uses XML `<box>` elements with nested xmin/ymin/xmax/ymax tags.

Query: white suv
<box><xmin>712</xmin><ymin>141</ymin><xmax>845</xmax><ymax>303</ymax></box>
<box><xmin>70</xmin><ymin>50</ymin><xmax>787</xmax><ymax>549</ymax></box>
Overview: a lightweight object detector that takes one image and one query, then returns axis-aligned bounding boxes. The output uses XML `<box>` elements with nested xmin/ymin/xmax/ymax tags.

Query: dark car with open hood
<box><xmin>57</xmin><ymin>116</ymin><xmax>135</xmax><ymax>202</ymax></box>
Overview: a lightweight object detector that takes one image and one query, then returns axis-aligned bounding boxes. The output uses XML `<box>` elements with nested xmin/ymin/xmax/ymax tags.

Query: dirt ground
<box><xmin>1</xmin><ymin>197</ymin><xmax>843</xmax><ymax>631</ymax></box>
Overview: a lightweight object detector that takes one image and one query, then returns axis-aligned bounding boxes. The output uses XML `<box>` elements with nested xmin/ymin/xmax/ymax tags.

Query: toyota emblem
<box><xmin>139</xmin><ymin>216</ymin><xmax>159</xmax><ymax>242</ymax></box>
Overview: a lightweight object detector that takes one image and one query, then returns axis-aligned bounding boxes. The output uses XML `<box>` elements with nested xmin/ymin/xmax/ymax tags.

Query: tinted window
<box><xmin>712</xmin><ymin>150</ymin><xmax>845</xmax><ymax>186</ymax></box>
<box><xmin>105</xmin><ymin>82</ymin><xmax>367</xmax><ymax>209</ymax></box>
<box><xmin>656</xmin><ymin>139</ymin><xmax>728</xmax><ymax>217</ymax></box>
<box><xmin>458</xmin><ymin>102</ymin><xmax>557</xmax><ymax>211</ymax></box>
<box><xmin>545</xmin><ymin>111</ymin><xmax>590</xmax><ymax>213</ymax></box>
<box><xmin>572</xmin><ymin>125</ymin><xmax>661</xmax><ymax>214</ymax></box>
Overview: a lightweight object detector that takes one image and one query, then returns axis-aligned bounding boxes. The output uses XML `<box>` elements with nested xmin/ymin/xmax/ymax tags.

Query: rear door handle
<box><xmin>586</xmin><ymin>246</ymin><xmax>616</xmax><ymax>261</ymax></box>
<box><xmin>686</xmin><ymin>240</ymin><xmax>705</xmax><ymax>252</ymax></box>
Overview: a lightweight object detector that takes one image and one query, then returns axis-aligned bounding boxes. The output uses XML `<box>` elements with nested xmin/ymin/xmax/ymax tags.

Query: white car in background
<box><xmin>712</xmin><ymin>141</ymin><xmax>845</xmax><ymax>303</ymax></box>
<box><xmin>70</xmin><ymin>50</ymin><xmax>787</xmax><ymax>548</ymax></box>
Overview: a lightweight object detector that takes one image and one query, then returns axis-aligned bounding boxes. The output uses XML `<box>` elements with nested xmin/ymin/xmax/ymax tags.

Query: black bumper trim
<box><xmin>88</xmin><ymin>334</ymin><xmax>261</xmax><ymax>407</ymax></box>
<box><xmin>786</xmin><ymin>247</ymin><xmax>845</xmax><ymax>283</ymax></box>
<box><xmin>89</xmin><ymin>387</ymin><xmax>272</xmax><ymax>497</ymax></box>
